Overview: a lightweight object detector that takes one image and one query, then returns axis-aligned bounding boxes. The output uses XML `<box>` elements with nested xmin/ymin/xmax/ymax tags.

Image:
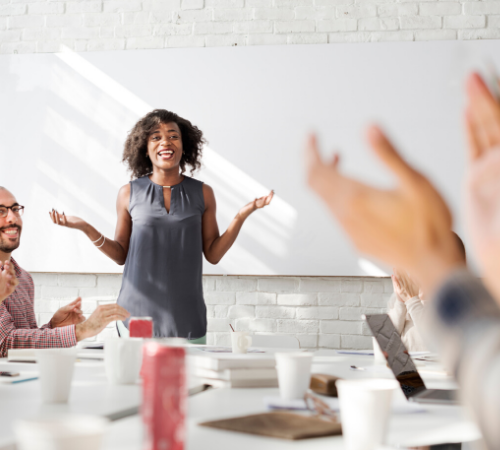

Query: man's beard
<box><xmin>0</xmin><ymin>226</ymin><xmax>21</xmax><ymax>253</ymax></box>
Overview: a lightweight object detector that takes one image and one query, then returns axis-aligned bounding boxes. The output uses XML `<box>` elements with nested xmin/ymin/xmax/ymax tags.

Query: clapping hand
<box><xmin>51</xmin><ymin>297</ymin><xmax>86</xmax><ymax>328</ymax></box>
<box><xmin>0</xmin><ymin>261</ymin><xmax>18</xmax><ymax>302</ymax></box>
<box><xmin>238</xmin><ymin>190</ymin><xmax>274</xmax><ymax>220</ymax></box>
<box><xmin>465</xmin><ymin>73</ymin><xmax>500</xmax><ymax>301</ymax></box>
<box><xmin>306</xmin><ymin>127</ymin><xmax>464</xmax><ymax>293</ymax></box>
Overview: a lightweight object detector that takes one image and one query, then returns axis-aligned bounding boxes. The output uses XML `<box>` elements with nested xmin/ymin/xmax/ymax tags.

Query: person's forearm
<box><xmin>204</xmin><ymin>213</ymin><xmax>247</xmax><ymax>264</ymax></box>
<box><xmin>81</xmin><ymin>223</ymin><xmax>128</xmax><ymax>265</ymax></box>
<box><xmin>426</xmin><ymin>270</ymin><xmax>500</xmax><ymax>449</ymax></box>
<box><xmin>0</xmin><ymin>325</ymin><xmax>77</xmax><ymax>357</ymax></box>
<box><xmin>387</xmin><ymin>297</ymin><xmax>406</xmax><ymax>335</ymax></box>
<box><xmin>406</xmin><ymin>296</ymin><xmax>425</xmax><ymax>333</ymax></box>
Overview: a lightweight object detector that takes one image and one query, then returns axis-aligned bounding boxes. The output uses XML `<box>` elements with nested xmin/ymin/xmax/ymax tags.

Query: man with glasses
<box><xmin>0</xmin><ymin>187</ymin><xmax>130</xmax><ymax>356</ymax></box>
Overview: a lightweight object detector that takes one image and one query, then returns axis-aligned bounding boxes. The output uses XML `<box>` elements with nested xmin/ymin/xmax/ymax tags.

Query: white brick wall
<box><xmin>0</xmin><ymin>0</ymin><xmax>499</xmax><ymax>54</ymax></box>
<box><xmin>31</xmin><ymin>273</ymin><xmax>392</xmax><ymax>349</ymax></box>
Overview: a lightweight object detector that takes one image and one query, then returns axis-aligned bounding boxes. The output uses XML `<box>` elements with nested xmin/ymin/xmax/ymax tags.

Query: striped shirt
<box><xmin>0</xmin><ymin>258</ymin><xmax>77</xmax><ymax>357</ymax></box>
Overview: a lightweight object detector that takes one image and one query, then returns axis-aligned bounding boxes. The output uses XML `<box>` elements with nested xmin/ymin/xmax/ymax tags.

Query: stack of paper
<box><xmin>188</xmin><ymin>352</ymin><xmax>278</xmax><ymax>388</ymax></box>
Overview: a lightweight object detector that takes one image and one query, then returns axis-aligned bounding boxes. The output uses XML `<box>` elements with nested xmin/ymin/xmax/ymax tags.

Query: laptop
<box><xmin>363</xmin><ymin>314</ymin><xmax>458</xmax><ymax>405</ymax></box>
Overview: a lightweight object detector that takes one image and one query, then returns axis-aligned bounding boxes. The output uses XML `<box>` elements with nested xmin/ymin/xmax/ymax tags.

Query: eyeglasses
<box><xmin>0</xmin><ymin>205</ymin><xmax>24</xmax><ymax>218</ymax></box>
<box><xmin>304</xmin><ymin>392</ymin><xmax>339</xmax><ymax>423</ymax></box>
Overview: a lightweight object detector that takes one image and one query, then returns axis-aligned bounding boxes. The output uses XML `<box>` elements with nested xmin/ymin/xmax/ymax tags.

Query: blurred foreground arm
<box><xmin>305</xmin><ymin>91</ymin><xmax>500</xmax><ymax>447</ymax></box>
<box><xmin>465</xmin><ymin>73</ymin><xmax>500</xmax><ymax>304</ymax></box>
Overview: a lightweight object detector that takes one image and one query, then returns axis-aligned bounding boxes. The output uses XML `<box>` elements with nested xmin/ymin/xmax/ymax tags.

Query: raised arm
<box><xmin>49</xmin><ymin>184</ymin><xmax>132</xmax><ymax>265</ymax></box>
<box><xmin>201</xmin><ymin>184</ymin><xmax>273</xmax><ymax>265</ymax></box>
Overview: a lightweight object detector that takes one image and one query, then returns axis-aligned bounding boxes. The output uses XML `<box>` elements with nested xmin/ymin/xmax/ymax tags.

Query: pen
<box><xmin>11</xmin><ymin>377</ymin><xmax>38</xmax><ymax>384</ymax></box>
<box><xmin>350</xmin><ymin>365</ymin><xmax>365</xmax><ymax>371</ymax></box>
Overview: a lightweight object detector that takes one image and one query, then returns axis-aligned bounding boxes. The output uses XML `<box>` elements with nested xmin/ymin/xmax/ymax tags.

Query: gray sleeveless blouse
<box><xmin>117</xmin><ymin>175</ymin><xmax>207</xmax><ymax>339</ymax></box>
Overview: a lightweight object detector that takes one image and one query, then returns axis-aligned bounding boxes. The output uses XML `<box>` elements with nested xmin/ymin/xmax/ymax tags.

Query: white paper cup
<box><xmin>337</xmin><ymin>378</ymin><xmax>399</xmax><ymax>450</ymax></box>
<box><xmin>105</xmin><ymin>337</ymin><xmax>143</xmax><ymax>385</ymax></box>
<box><xmin>231</xmin><ymin>332</ymin><xmax>252</xmax><ymax>354</ymax></box>
<box><xmin>14</xmin><ymin>414</ymin><xmax>108</xmax><ymax>450</ymax></box>
<box><xmin>35</xmin><ymin>349</ymin><xmax>77</xmax><ymax>404</ymax></box>
<box><xmin>275</xmin><ymin>352</ymin><xmax>313</xmax><ymax>400</ymax></box>
<box><xmin>373</xmin><ymin>337</ymin><xmax>386</xmax><ymax>364</ymax></box>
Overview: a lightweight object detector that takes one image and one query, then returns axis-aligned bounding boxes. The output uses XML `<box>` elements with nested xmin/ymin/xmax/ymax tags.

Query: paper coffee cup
<box><xmin>105</xmin><ymin>337</ymin><xmax>143</xmax><ymax>385</ymax></box>
<box><xmin>35</xmin><ymin>349</ymin><xmax>77</xmax><ymax>404</ymax></box>
<box><xmin>275</xmin><ymin>352</ymin><xmax>313</xmax><ymax>400</ymax></box>
<box><xmin>337</xmin><ymin>378</ymin><xmax>399</xmax><ymax>450</ymax></box>
<box><xmin>14</xmin><ymin>414</ymin><xmax>108</xmax><ymax>450</ymax></box>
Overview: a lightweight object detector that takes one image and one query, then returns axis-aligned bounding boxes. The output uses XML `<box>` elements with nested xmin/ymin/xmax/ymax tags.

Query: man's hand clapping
<box><xmin>0</xmin><ymin>261</ymin><xmax>18</xmax><ymax>303</ymax></box>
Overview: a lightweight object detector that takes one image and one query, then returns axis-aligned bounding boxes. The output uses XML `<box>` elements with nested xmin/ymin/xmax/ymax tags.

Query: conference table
<box><xmin>0</xmin><ymin>348</ymin><xmax>482</xmax><ymax>450</ymax></box>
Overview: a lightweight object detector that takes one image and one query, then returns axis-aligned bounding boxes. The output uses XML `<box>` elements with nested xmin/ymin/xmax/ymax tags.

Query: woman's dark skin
<box><xmin>49</xmin><ymin>122</ymin><xmax>274</xmax><ymax>265</ymax></box>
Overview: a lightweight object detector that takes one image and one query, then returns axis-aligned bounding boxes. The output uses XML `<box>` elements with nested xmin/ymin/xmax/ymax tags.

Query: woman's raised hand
<box><xmin>49</xmin><ymin>209</ymin><xmax>87</xmax><ymax>231</ymax></box>
<box><xmin>238</xmin><ymin>190</ymin><xmax>274</xmax><ymax>219</ymax></box>
<box><xmin>392</xmin><ymin>270</ymin><xmax>419</xmax><ymax>302</ymax></box>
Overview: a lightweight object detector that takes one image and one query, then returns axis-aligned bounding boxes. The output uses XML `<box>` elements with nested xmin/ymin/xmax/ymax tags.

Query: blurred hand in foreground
<box><xmin>465</xmin><ymin>73</ymin><xmax>500</xmax><ymax>302</ymax></box>
<box><xmin>305</xmin><ymin>126</ymin><xmax>464</xmax><ymax>294</ymax></box>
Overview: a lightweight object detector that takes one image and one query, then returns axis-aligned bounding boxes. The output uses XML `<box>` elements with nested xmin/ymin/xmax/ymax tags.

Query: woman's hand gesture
<box><xmin>238</xmin><ymin>191</ymin><xmax>274</xmax><ymax>220</ymax></box>
<box><xmin>392</xmin><ymin>270</ymin><xmax>419</xmax><ymax>303</ymax></box>
<box><xmin>49</xmin><ymin>209</ymin><xmax>87</xmax><ymax>231</ymax></box>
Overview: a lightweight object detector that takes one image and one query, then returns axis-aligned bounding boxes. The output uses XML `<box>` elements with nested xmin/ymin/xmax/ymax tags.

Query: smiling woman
<box><xmin>49</xmin><ymin>109</ymin><xmax>273</xmax><ymax>340</ymax></box>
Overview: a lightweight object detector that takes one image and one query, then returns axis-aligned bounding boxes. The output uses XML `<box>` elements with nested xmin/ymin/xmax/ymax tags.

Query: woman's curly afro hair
<box><xmin>122</xmin><ymin>109</ymin><xmax>205</xmax><ymax>179</ymax></box>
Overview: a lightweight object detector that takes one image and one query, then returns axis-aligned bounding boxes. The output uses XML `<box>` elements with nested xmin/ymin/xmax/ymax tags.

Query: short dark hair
<box><xmin>122</xmin><ymin>109</ymin><xmax>205</xmax><ymax>179</ymax></box>
<box><xmin>452</xmin><ymin>232</ymin><xmax>466</xmax><ymax>262</ymax></box>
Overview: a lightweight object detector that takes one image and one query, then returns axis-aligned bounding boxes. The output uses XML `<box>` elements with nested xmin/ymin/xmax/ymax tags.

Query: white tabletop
<box><xmin>0</xmin><ymin>357</ymin><xmax>140</xmax><ymax>450</ymax></box>
<box><xmin>102</xmin><ymin>351</ymin><xmax>481</xmax><ymax>450</ymax></box>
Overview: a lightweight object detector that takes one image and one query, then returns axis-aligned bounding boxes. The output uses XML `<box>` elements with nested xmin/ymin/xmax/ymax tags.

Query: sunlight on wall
<box><xmin>37</xmin><ymin>160</ymin><xmax>116</xmax><ymax>226</ymax></box>
<box><xmin>56</xmin><ymin>46</ymin><xmax>151</xmax><ymax>117</ymax></box>
<box><xmin>50</xmin><ymin>62</ymin><xmax>136</xmax><ymax>143</ymax></box>
<box><xmin>358</xmin><ymin>258</ymin><xmax>389</xmax><ymax>277</ymax></box>
<box><xmin>45</xmin><ymin>108</ymin><xmax>125</xmax><ymax>189</ymax></box>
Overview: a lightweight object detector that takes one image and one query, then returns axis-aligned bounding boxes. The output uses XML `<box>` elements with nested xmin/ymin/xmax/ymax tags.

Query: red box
<box><xmin>129</xmin><ymin>317</ymin><xmax>153</xmax><ymax>338</ymax></box>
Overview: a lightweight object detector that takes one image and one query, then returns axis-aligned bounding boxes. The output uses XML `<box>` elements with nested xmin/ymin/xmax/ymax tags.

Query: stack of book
<box><xmin>188</xmin><ymin>352</ymin><xmax>278</xmax><ymax>388</ymax></box>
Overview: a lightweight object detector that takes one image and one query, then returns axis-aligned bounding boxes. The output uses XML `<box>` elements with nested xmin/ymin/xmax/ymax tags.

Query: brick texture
<box><xmin>0</xmin><ymin>0</ymin><xmax>497</xmax><ymax>55</ymax></box>
<box><xmin>32</xmin><ymin>273</ymin><xmax>393</xmax><ymax>349</ymax></box>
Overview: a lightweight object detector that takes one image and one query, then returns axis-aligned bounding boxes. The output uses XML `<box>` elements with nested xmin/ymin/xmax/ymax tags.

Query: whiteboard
<box><xmin>1</xmin><ymin>41</ymin><xmax>496</xmax><ymax>275</ymax></box>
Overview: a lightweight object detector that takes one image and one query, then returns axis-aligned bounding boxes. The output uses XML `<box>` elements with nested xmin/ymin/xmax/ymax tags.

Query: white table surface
<box><xmin>0</xmin><ymin>356</ymin><xmax>141</xmax><ymax>450</ymax></box>
<box><xmin>102</xmin><ymin>350</ymin><xmax>481</xmax><ymax>450</ymax></box>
